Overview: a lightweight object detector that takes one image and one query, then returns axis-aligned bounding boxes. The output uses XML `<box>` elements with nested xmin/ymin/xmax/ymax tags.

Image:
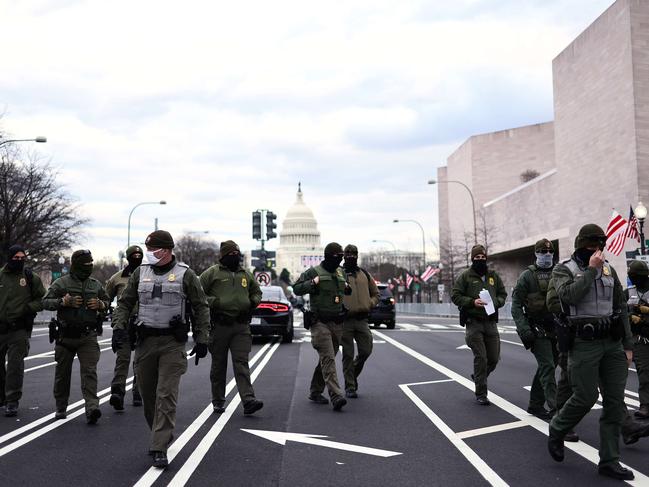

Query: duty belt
<box><xmin>575</xmin><ymin>321</ymin><xmax>610</xmax><ymax>340</ymax></box>
<box><xmin>60</xmin><ymin>324</ymin><xmax>95</xmax><ymax>339</ymax></box>
<box><xmin>346</xmin><ymin>312</ymin><xmax>369</xmax><ymax>320</ymax></box>
<box><xmin>137</xmin><ymin>326</ymin><xmax>175</xmax><ymax>337</ymax></box>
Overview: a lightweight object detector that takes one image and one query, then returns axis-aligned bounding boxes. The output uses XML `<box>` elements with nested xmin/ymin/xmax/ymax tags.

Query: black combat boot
<box><xmin>634</xmin><ymin>404</ymin><xmax>649</xmax><ymax>419</ymax></box>
<box><xmin>86</xmin><ymin>408</ymin><xmax>101</xmax><ymax>425</ymax></box>
<box><xmin>109</xmin><ymin>386</ymin><xmax>124</xmax><ymax>411</ymax></box>
<box><xmin>548</xmin><ymin>427</ymin><xmax>564</xmax><ymax>462</ymax></box>
<box><xmin>332</xmin><ymin>396</ymin><xmax>347</xmax><ymax>411</ymax></box>
<box><xmin>622</xmin><ymin>415</ymin><xmax>649</xmax><ymax>445</ymax></box>
<box><xmin>152</xmin><ymin>451</ymin><xmax>168</xmax><ymax>469</ymax></box>
<box><xmin>243</xmin><ymin>399</ymin><xmax>264</xmax><ymax>416</ymax></box>
<box><xmin>308</xmin><ymin>393</ymin><xmax>328</xmax><ymax>404</ymax></box>
<box><xmin>598</xmin><ymin>463</ymin><xmax>634</xmax><ymax>480</ymax></box>
<box><xmin>4</xmin><ymin>402</ymin><xmax>18</xmax><ymax>417</ymax></box>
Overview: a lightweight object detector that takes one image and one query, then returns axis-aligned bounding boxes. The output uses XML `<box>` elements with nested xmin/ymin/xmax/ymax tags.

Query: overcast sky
<box><xmin>0</xmin><ymin>0</ymin><xmax>614</xmax><ymax>261</ymax></box>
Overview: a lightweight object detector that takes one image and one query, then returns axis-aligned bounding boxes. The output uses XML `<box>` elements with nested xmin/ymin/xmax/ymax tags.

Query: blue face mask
<box><xmin>536</xmin><ymin>252</ymin><xmax>554</xmax><ymax>269</ymax></box>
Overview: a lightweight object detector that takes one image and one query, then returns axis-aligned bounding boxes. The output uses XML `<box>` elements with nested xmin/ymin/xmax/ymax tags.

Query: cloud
<box><xmin>0</xmin><ymin>0</ymin><xmax>616</xmax><ymax>261</ymax></box>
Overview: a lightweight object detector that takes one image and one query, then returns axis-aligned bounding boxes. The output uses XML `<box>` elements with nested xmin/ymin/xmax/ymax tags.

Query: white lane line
<box><xmin>374</xmin><ymin>330</ymin><xmax>649</xmax><ymax>485</ymax></box>
<box><xmin>397</xmin><ymin>323</ymin><xmax>420</xmax><ymax>331</ymax></box>
<box><xmin>0</xmin><ymin>377</ymin><xmax>135</xmax><ymax>456</ymax></box>
<box><xmin>24</xmin><ymin>347</ymin><xmax>112</xmax><ymax>373</ymax></box>
<box><xmin>402</xmin><ymin>379</ymin><xmax>455</xmax><ymax>387</ymax></box>
<box><xmin>457</xmin><ymin>421</ymin><xmax>528</xmax><ymax>440</ymax></box>
<box><xmin>168</xmin><ymin>342</ymin><xmax>282</xmax><ymax>487</ymax></box>
<box><xmin>522</xmin><ymin>386</ymin><xmax>640</xmax><ymax>410</ymax></box>
<box><xmin>423</xmin><ymin>324</ymin><xmax>452</xmax><ymax>329</ymax></box>
<box><xmin>400</xmin><ymin>385</ymin><xmax>508</xmax><ymax>487</ymax></box>
<box><xmin>500</xmin><ymin>339</ymin><xmax>523</xmax><ymax>347</ymax></box>
<box><xmin>132</xmin><ymin>342</ymin><xmax>274</xmax><ymax>487</ymax></box>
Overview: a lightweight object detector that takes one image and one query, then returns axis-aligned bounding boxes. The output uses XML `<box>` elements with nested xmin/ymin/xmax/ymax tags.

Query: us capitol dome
<box><xmin>276</xmin><ymin>183</ymin><xmax>324</xmax><ymax>282</ymax></box>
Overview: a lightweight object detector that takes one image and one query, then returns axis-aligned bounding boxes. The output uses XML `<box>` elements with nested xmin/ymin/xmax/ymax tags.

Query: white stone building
<box><xmin>276</xmin><ymin>184</ymin><xmax>324</xmax><ymax>282</ymax></box>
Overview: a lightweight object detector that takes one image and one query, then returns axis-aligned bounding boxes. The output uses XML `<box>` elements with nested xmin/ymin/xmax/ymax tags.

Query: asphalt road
<box><xmin>1</xmin><ymin>314</ymin><xmax>649</xmax><ymax>486</ymax></box>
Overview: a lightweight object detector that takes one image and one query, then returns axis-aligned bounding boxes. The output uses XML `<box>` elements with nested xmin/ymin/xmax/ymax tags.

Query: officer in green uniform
<box><xmin>294</xmin><ymin>242</ymin><xmax>350</xmax><ymax>411</ymax></box>
<box><xmin>42</xmin><ymin>249</ymin><xmax>109</xmax><ymax>424</ymax></box>
<box><xmin>106</xmin><ymin>245</ymin><xmax>143</xmax><ymax>410</ymax></box>
<box><xmin>112</xmin><ymin>230</ymin><xmax>210</xmax><ymax>469</ymax></box>
<box><xmin>547</xmin><ymin>224</ymin><xmax>634</xmax><ymax>481</ymax></box>
<box><xmin>0</xmin><ymin>245</ymin><xmax>45</xmax><ymax>417</ymax></box>
<box><xmin>199</xmin><ymin>240</ymin><xmax>264</xmax><ymax>416</ymax></box>
<box><xmin>512</xmin><ymin>239</ymin><xmax>558</xmax><ymax>419</ymax></box>
<box><xmin>451</xmin><ymin>244</ymin><xmax>507</xmax><ymax>405</ymax></box>
<box><xmin>626</xmin><ymin>260</ymin><xmax>649</xmax><ymax>419</ymax></box>
<box><xmin>340</xmin><ymin>244</ymin><xmax>379</xmax><ymax>398</ymax></box>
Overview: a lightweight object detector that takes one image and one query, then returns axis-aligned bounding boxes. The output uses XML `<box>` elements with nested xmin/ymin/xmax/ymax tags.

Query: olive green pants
<box><xmin>528</xmin><ymin>337</ymin><xmax>558</xmax><ymax>411</ymax></box>
<box><xmin>465</xmin><ymin>320</ymin><xmax>500</xmax><ymax>398</ymax></box>
<box><xmin>54</xmin><ymin>334</ymin><xmax>100</xmax><ymax>416</ymax></box>
<box><xmin>341</xmin><ymin>318</ymin><xmax>373</xmax><ymax>392</ymax></box>
<box><xmin>111</xmin><ymin>338</ymin><xmax>140</xmax><ymax>399</ymax></box>
<box><xmin>209</xmin><ymin>322</ymin><xmax>255</xmax><ymax>407</ymax></box>
<box><xmin>633</xmin><ymin>339</ymin><xmax>649</xmax><ymax>407</ymax></box>
<box><xmin>310</xmin><ymin>321</ymin><xmax>344</xmax><ymax>400</ymax></box>
<box><xmin>556</xmin><ymin>351</ymin><xmax>572</xmax><ymax>411</ymax></box>
<box><xmin>0</xmin><ymin>329</ymin><xmax>30</xmax><ymax>404</ymax></box>
<box><xmin>135</xmin><ymin>336</ymin><xmax>188</xmax><ymax>452</ymax></box>
<box><xmin>550</xmin><ymin>337</ymin><xmax>628</xmax><ymax>467</ymax></box>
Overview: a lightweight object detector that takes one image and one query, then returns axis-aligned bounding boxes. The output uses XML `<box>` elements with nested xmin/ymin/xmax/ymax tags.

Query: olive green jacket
<box><xmin>512</xmin><ymin>265</ymin><xmax>553</xmax><ymax>340</ymax></box>
<box><xmin>0</xmin><ymin>266</ymin><xmax>46</xmax><ymax>324</ymax></box>
<box><xmin>112</xmin><ymin>263</ymin><xmax>210</xmax><ymax>344</ymax></box>
<box><xmin>451</xmin><ymin>267</ymin><xmax>507</xmax><ymax>321</ymax></box>
<box><xmin>294</xmin><ymin>265</ymin><xmax>347</xmax><ymax>315</ymax></box>
<box><xmin>552</xmin><ymin>259</ymin><xmax>632</xmax><ymax>350</ymax></box>
<box><xmin>199</xmin><ymin>264</ymin><xmax>262</xmax><ymax>320</ymax></box>
<box><xmin>42</xmin><ymin>274</ymin><xmax>110</xmax><ymax>327</ymax></box>
<box><xmin>105</xmin><ymin>268</ymin><xmax>138</xmax><ymax>319</ymax></box>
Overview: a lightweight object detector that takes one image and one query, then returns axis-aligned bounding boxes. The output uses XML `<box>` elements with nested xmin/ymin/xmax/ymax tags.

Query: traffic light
<box><xmin>266</xmin><ymin>211</ymin><xmax>277</xmax><ymax>240</ymax></box>
<box><xmin>252</xmin><ymin>211</ymin><xmax>262</xmax><ymax>240</ymax></box>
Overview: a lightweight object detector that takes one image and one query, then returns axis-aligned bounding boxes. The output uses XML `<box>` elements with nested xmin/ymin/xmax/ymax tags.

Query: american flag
<box><xmin>406</xmin><ymin>273</ymin><xmax>414</xmax><ymax>288</ymax></box>
<box><xmin>606</xmin><ymin>210</ymin><xmax>628</xmax><ymax>256</ymax></box>
<box><xmin>421</xmin><ymin>265</ymin><xmax>440</xmax><ymax>282</ymax></box>
<box><xmin>626</xmin><ymin>205</ymin><xmax>640</xmax><ymax>242</ymax></box>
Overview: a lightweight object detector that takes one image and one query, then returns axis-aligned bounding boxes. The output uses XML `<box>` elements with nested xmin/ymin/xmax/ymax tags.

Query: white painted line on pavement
<box><xmin>500</xmin><ymin>339</ymin><xmax>523</xmax><ymax>347</ymax></box>
<box><xmin>168</xmin><ymin>341</ymin><xmax>282</xmax><ymax>487</ymax></box>
<box><xmin>457</xmin><ymin>421</ymin><xmax>527</xmax><ymax>440</ymax></box>
<box><xmin>424</xmin><ymin>324</ymin><xmax>452</xmax><ymax>329</ymax></box>
<box><xmin>400</xmin><ymin>384</ymin><xmax>508</xmax><ymax>487</ymax></box>
<box><xmin>0</xmin><ymin>376</ymin><xmax>135</xmax><ymax>455</ymax></box>
<box><xmin>402</xmin><ymin>379</ymin><xmax>454</xmax><ymax>387</ymax></box>
<box><xmin>132</xmin><ymin>341</ymin><xmax>275</xmax><ymax>487</ymax></box>
<box><xmin>24</xmin><ymin>347</ymin><xmax>112</xmax><ymax>373</ymax></box>
<box><xmin>374</xmin><ymin>330</ymin><xmax>649</xmax><ymax>486</ymax></box>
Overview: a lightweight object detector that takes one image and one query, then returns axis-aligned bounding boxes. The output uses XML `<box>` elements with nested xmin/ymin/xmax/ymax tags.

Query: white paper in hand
<box><xmin>479</xmin><ymin>289</ymin><xmax>496</xmax><ymax>316</ymax></box>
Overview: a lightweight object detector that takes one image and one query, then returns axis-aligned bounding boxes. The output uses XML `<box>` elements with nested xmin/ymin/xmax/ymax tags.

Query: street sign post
<box><xmin>255</xmin><ymin>271</ymin><xmax>271</xmax><ymax>287</ymax></box>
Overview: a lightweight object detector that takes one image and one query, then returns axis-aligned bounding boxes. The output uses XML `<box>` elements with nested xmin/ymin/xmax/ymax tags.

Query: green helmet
<box><xmin>628</xmin><ymin>260</ymin><xmax>649</xmax><ymax>277</ymax></box>
<box><xmin>574</xmin><ymin>224</ymin><xmax>606</xmax><ymax>250</ymax></box>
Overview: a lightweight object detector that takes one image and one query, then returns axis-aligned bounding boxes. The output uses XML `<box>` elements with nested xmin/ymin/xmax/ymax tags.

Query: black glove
<box><xmin>48</xmin><ymin>318</ymin><xmax>59</xmax><ymax>344</ymax></box>
<box><xmin>520</xmin><ymin>332</ymin><xmax>536</xmax><ymax>350</ymax></box>
<box><xmin>190</xmin><ymin>343</ymin><xmax>208</xmax><ymax>365</ymax></box>
<box><xmin>112</xmin><ymin>328</ymin><xmax>128</xmax><ymax>353</ymax></box>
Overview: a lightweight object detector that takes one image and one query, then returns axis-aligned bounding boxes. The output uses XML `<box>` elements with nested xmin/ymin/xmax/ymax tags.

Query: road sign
<box><xmin>255</xmin><ymin>271</ymin><xmax>271</xmax><ymax>286</ymax></box>
<box><xmin>242</xmin><ymin>429</ymin><xmax>402</xmax><ymax>458</ymax></box>
<box><xmin>437</xmin><ymin>284</ymin><xmax>445</xmax><ymax>293</ymax></box>
<box><xmin>637</xmin><ymin>255</ymin><xmax>649</xmax><ymax>263</ymax></box>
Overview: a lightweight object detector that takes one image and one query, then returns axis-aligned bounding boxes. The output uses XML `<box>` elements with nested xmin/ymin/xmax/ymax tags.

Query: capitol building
<box><xmin>276</xmin><ymin>183</ymin><xmax>324</xmax><ymax>282</ymax></box>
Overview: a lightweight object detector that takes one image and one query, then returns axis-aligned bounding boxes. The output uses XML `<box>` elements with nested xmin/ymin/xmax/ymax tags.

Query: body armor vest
<box><xmin>563</xmin><ymin>259</ymin><xmax>614</xmax><ymax>319</ymax></box>
<box><xmin>137</xmin><ymin>263</ymin><xmax>188</xmax><ymax>329</ymax></box>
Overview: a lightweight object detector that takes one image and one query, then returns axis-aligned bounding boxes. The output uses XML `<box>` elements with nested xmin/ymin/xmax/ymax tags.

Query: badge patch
<box><xmin>242</xmin><ymin>277</ymin><xmax>248</xmax><ymax>288</ymax></box>
<box><xmin>168</xmin><ymin>274</ymin><xmax>176</xmax><ymax>282</ymax></box>
<box><xmin>488</xmin><ymin>277</ymin><xmax>495</xmax><ymax>286</ymax></box>
<box><xmin>334</xmin><ymin>296</ymin><xmax>340</xmax><ymax>304</ymax></box>
<box><xmin>603</xmin><ymin>267</ymin><xmax>610</xmax><ymax>276</ymax></box>
<box><xmin>19</xmin><ymin>278</ymin><xmax>26</xmax><ymax>287</ymax></box>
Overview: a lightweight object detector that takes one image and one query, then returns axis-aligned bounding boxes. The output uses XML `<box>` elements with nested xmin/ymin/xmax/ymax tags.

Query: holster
<box><xmin>554</xmin><ymin>314</ymin><xmax>574</xmax><ymax>353</ymax></box>
<box><xmin>303</xmin><ymin>310</ymin><xmax>314</xmax><ymax>330</ymax></box>
<box><xmin>169</xmin><ymin>314</ymin><xmax>189</xmax><ymax>343</ymax></box>
<box><xmin>49</xmin><ymin>318</ymin><xmax>60</xmax><ymax>344</ymax></box>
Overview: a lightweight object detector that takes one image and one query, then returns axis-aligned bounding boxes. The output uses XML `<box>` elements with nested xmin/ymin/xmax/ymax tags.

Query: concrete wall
<box><xmin>552</xmin><ymin>0</ymin><xmax>637</xmax><ymax>272</ymax></box>
<box><xmin>631</xmin><ymin>0</ymin><xmax>649</xmax><ymax>202</ymax></box>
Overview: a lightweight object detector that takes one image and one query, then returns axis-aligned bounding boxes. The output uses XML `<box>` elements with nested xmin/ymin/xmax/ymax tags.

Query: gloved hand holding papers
<box><xmin>479</xmin><ymin>289</ymin><xmax>496</xmax><ymax>316</ymax></box>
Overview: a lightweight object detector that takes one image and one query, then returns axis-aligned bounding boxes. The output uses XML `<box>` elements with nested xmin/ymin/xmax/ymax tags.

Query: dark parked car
<box><xmin>251</xmin><ymin>285</ymin><xmax>294</xmax><ymax>343</ymax></box>
<box><xmin>368</xmin><ymin>283</ymin><xmax>396</xmax><ymax>329</ymax></box>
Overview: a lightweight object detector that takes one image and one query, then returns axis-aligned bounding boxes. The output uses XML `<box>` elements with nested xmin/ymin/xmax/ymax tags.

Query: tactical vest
<box><xmin>137</xmin><ymin>263</ymin><xmax>188</xmax><ymax>329</ymax></box>
<box><xmin>310</xmin><ymin>265</ymin><xmax>346</xmax><ymax>315</ymax></box>
<box><xmin>562</xmin><ymin>259</ymin><xmax>614</xmax><ymax>318</ymax></box>
<box><xmin>56</xmin><ymin>275</ymin><xmax>103</xmax><ymax>327</ymax></box>
<box><xmin>627</xmin><ymin>286</ymin><xmax>649</xmax><ymax>307</ymax></box>
<box><xmin>525</xmin><ymin>265</ymin><xmax>552</xmax><ymax>319</ymax></box>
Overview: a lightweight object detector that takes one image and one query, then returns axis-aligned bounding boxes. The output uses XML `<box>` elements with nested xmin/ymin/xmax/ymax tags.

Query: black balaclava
<box><xmin>6</xmin><ymin>245</ymin><xmax>25</xmax><ymax>273</ymax></box>
<box><xmin>322</xmin><ymin>242</ymin><xmax>343</xmax><ymax>273</ymax></box>
<box><xmin>472</xmin><ymin>259</ymin><xmax>488</xmax><ymax>276</ymax></box>
<box><xmin>125</xmin><ymin>245</ymin><xmax>143</xmax><ymax>272</ymax></box>
<box><xmin>574</xmin><ymin>248</ymin><xmax>596</xmax><ymax>266</ymax></box>
<box><xmin>220</xmin><ymin>254</ymin><xmax>240</xmax><ymax>272</ymax></box>
<box><xmin>70</xmin><ymin>250</ymin><xmax>94</xmax><ymax>280</ymax></box>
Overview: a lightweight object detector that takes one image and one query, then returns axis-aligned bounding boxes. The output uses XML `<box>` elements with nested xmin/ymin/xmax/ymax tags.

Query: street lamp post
<box><xmin>429</xmin><ymin>179</ymin><xmax>477</xmax><ymax>245</ymax></box>
<box><xmin>393</xmin><ymin>219</ymin><xmax>426</xmax><ymax>272</ymax></box>
<box><xmin>635</xmin><ymin>202</ymin><xmax>648</xmax><ymax>255</ymax></box>
<box><xmin>127</xmin><ymin>201</ymin><xmax>167</xmax><ymax>247</ymax></box>
<box><xmin>0</xmin><ymin>136</ymin><xmax>47</xmax><ymax>147</ymax></box>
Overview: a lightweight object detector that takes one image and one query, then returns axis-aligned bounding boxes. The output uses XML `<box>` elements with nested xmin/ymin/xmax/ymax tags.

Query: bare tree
<box><xmin>92</xmin><ymin>258</ymin><xmax>120</xmax><ymax>284</ymax></box>
<box><xmin>0</xmin><ymin>147</ymin><xmax>88</xmax><ymax>268</ymax></box>
<box><xmin>175</xmin><ymin>234</ymin><xmax>219</xmax><ymax>275</ymax></box>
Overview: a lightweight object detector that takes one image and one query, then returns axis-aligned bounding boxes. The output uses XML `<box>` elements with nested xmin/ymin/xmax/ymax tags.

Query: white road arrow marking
<box><xmin>241</xmin><ymin>429</ymin><xmax>402</xmax><ymax>458</ymax></box>
<box><xmin>456</xmin><ymin>344</ymin><xmax>470</xmax><ymax>350</ymax></box>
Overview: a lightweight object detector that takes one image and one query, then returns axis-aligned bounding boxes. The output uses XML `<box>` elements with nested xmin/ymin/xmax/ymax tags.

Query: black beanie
<box><xmin>7</xmin><ymin>245</ymin><xmax>25</xmax><ymax>260</ymax></box>
<box><xmin>71</xmin><ymin>249</ymin><xmax>93</xmax><ymax>265</ymax></box>
<box><xmin>145</xmin><ymin>230</ymin><xmax>175</xmax><ymax>249</ymax></box>
<box><xmin>219</xmin><ymin>240</ymin><xmax>240</xmax><ymax>256</ymax></box>
<box><xmin>324</xmin><ymin>242</ymin><xmax>343</xmax><ymax>256</ymax></box>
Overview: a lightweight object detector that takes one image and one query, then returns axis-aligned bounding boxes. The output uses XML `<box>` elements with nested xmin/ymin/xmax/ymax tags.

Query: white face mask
<box><xmin>535</xmin><ymin>252</ymin><xmax>554</xmax><ymax>269</ymax></box>
<box><xmin>146</xmin><ymin>250</ymin><xmax>162</xmax><ymax>265</ymax></box>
